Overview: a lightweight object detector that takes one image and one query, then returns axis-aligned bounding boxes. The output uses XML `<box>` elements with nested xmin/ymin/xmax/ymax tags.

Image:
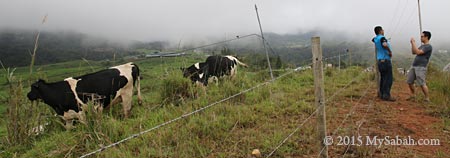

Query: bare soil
<box><xmin>322</xmin><ymin>82</ymin><xmax>449</xmax><ymax>158</ymax></box>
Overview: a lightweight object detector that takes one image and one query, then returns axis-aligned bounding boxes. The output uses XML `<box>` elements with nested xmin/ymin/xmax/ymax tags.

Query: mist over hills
<box><xmin>1</xmin><ymin>28</ymin><xmax>449</xmax><ymax>69</ymax></box>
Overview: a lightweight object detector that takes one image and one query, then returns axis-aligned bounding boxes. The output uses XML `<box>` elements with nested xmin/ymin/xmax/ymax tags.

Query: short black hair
<box><xmin>374</xmin><ymin>26</ymin><xmax>383</xmax><ymax>35</ymax></box>
<box><xmin>422</xmin><ymin>31</ymin><xmax>431</xmax><ymax>40</ymax></box>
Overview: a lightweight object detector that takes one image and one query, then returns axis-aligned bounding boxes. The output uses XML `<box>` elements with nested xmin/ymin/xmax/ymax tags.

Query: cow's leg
<box><xmin>64</xmin><ymin>119</ymin><xmax>75</xmax><ymax>130</ymax></box>
<box><xmin>209</xmin><ymin>76</ymin><xmax>219</xmax><ymax>86</ymax></box>
<box><xmin>76</xmin><ymin>104</ymin><xmax>88</xmax><ymax>124</ymax></box>
<box><xmin>229</xmin><ymin>65</ymin><xmax>237</xmax><ymax>80</ymax></box>
<box><xmin>94</xmin><ymin>104</ymin><xmax>103</xmax><ymax>114</ymax></box>
<box><xmin>121</xmin><ymin>92</ymin><xmax>133</xmax><ymax>118</ymax></box>
<box><xmin>63</xmin><ymin>110</ymin><xmax>79</xmax><ymax>130</ymax></box>
<box><xmin>137</xmin><ymin>76</ymin><xmax>143</xmax><ymax>105</ymax></box>
<box><xmin>63</xmin><ymin>110</ymin><xmax>79</xmax><ymax>121</ymax></box>
<box><xmin>110</xmin><ymin>96</ymin><xmax>123</xmax><ymax>107</ymax></box>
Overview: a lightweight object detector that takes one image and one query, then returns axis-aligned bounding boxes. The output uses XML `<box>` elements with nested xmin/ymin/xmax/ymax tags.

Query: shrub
<box><xmin>160</xmin><ymin>73</ymin><xmax>197</xmax><ymax>105</ymax></box>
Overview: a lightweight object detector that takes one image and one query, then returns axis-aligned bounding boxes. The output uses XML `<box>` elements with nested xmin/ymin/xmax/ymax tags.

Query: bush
<box><xmin>160</xmin><ymin>73</ymin><xmax>197</xmax><ymax>105</ymax></box>
<box><xmin>427</xmin><ymin>64</ymin><xmax>450</xmax><ymax>117</ymax></box>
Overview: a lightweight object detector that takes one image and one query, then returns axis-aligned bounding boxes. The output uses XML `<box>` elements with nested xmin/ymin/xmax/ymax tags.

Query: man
<box><xmin>407</xmin><ymin>31</ymin><xmax>432</xmax><ymax>102</ymax></box>
<box><xmin>372</xmin><ymin>26</ymin><xmax>395</xmax><ymax>101</ymax></box>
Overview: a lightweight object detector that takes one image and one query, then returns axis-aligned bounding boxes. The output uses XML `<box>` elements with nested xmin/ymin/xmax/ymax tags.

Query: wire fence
<box><xmin>79</xmin><ymin>63</ymin><xmax>311</xmax><ymax>158</ymax></box>
<box><xmin>342</xmin><ymin>100</ymin><xmax>374</xmax><ymax>157</ymax></box>
<box><xmin>317</xmin><ymin>76</ymin><xmax>375</xmax><ymax>157</ymax></box>
<box><xmin>1</xmin><ymin>30</ymin><xmax>358</xmax><ymax>157</ymax></box>
<box><xmin>265</xmin><ymin>64</ymin><xmax>372</xmax><ymax>157</ymax></box>
<box><xmin>79</xmin><ymin>52</ymin><xmax>356</xmax><ymax>158</ymax></box>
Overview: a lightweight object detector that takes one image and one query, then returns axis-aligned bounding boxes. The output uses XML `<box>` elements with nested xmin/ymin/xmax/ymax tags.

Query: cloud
<box><xmin>0</xmin><ymin>0</ymin><xmax>448</xmax><ymax>47</ymax></box>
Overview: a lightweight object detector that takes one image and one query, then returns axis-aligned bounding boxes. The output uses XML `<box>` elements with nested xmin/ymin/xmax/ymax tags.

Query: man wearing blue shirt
<box><xmin>372</xmin><ymin>26</ymin><xmax>395</xmax><ymax>101</ymax></box>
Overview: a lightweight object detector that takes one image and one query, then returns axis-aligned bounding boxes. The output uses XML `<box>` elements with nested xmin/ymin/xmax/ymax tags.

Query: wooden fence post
<box><xmin>375</xmin><ymin>47</ymin><xmax>380</xmax><ymax>97</ymax></box>
<box><xmin>312</xmin><ymin>37</ymin><xmax>328</xmax><ymax>158</ymax></box>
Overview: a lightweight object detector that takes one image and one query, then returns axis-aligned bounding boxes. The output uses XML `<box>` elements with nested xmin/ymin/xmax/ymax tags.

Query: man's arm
<box><xmin>410</xmin><ymin>38</ymin><xmax>424</xmax><ymax>55</ymax></box>
<box><xmin>381</xmin><ymin>37</ymin><xmax>392</xmax><ymax>57</ymax></box>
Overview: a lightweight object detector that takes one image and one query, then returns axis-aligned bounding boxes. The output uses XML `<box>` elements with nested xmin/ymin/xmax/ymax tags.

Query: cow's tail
<box><xmin>235</xmin><ymin>58</ymin><xmax>248</xmax><ymax>68</ymax></box>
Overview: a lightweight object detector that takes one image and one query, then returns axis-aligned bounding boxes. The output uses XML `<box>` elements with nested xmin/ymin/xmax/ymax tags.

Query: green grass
<box><xmin>1</xmin><ymin>56</ymin><xmax>446</xmax><ymax>157</ymax></box>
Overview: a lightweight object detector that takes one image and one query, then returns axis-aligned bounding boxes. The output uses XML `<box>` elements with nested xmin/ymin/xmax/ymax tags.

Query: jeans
<box><xmin>378</xmin><ymin>60</ymin><xmax>393</xmax><ymax>100</ymax></box>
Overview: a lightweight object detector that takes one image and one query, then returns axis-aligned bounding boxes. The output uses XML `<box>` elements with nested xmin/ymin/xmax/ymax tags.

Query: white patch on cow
<box><xmin>110</xmin><ymin>62</ymin><xmax>139</xmax><ymax>118</ymax></box>
<box><xmin>64</xmin><ymin>77</ymin><xmax>86</xmax><ymax>107</ymax></box>
<box><xmin>110</xmin><ymin>62</ymin><xmax>134</xmax><ymax>82</ymax></box>
<box><xmin>199</xmin><ymin>73</ymin><xmax>204</xmax><ymax>79</ymax></box>
<box><xmin>208</xmin><ymin>76</ymin><xmax>219</xmax><ymax>86</ymax></box>
<box><xmin>224</xmin><ymin>56</ymin><xmax>248</xmax><ymax>78</ymax></box>
<box><xmin>194</xmin><ymin>62</ymin><xmax>200</xmax><ymax>69</ymax></box>
<box><xmin>230</xmin><ymin>64</ymin><xmax>237</xmax><ymax>78</ymax></box>
<box><xmin>62</xmin><ymin>110</ymin><xmax>80</xmax><ymax>130</ymax></box>
<box><xmin>225</xmin><ymin>55</ymin><xmax>248</xmax><ymax>67</ymax></box>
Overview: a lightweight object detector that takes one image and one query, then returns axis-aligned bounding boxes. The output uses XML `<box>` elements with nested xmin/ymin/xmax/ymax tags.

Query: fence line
<box><xmin>265</xmin><ymin>64</ymin><xmax>369</xmax><ymax>157</ymax></box>
<box><xmin>265</xmin><ymin>109</ymin><xmax>318</xmax><ymax>158</ymax></box>
<box><xmin>168</xmin><ymin>33</ymin><xmax>261</xmax><ymax>55</ymax></box>
<box><xmin>79</xmin><ymin>59</ymin><xmax>325</xmax><ymax>157</ymax></box>
<box><xmin>317</xmin><ymin>79</ymin><xmax>374</xmax><ymax>157</ymax></box>
<box><xmin>342</xmin><ymin>100</ymin><xmax>374</xmax><ymax>157</ymax></box>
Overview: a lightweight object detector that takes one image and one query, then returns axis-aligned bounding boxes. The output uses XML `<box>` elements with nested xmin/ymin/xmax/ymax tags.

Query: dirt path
<box><xmin>325</xmin><ymin>81</ymin><xmax>449</xmax><ymax>158</ymax></box>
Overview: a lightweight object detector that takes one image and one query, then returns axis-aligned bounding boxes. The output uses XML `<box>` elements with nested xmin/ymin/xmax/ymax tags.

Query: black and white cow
<box><xmin>181</xmin><ymin>55</ymin><xmax>248</xmax><ymax>86</ymax></box>
<box><xmin>27</xmin><ymin>62</ymin><xmax>142</xmax><ymax>126</ymax></box>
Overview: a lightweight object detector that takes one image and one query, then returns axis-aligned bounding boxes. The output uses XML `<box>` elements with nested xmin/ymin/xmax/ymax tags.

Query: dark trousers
<box><xmin>378</xmin><ymin>60</ymin><xmax>393</xmax><ymax>100</ymax></box>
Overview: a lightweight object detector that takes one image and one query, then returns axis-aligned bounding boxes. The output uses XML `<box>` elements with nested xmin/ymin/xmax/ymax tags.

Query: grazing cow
<box><xmin>27</xmin><ymin>62</ymin><xmax>142</xmax><ymax>127</ymax></box>
<box><xmin>181</xmin><ymin>55</ymin><xmax>248</xmax><ymax>86</ymax></box>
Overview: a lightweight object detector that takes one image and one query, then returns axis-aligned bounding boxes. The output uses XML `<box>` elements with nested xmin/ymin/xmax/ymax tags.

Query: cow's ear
<box><xmin>32</xmin><ymin>82</ymin><xmax>39</xmax><ymax>88</ymax></box>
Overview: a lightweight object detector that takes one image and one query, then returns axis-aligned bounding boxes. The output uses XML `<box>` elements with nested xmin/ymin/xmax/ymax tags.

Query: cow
<box><xmin>27</xmin><ymin>62</ymin><xmax>142</xmax><ymax>128</ymax></box>
<box><xmin>181</xmin><ymin>55</ymin><xmax>248</xmax><ymax>86</ymax></box>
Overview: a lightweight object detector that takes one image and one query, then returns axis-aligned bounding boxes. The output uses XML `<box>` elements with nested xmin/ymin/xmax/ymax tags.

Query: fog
<box><xmin>1</xmin><ymin>0</ymin><xmax>449</xmax><ymax>49</ymax></box>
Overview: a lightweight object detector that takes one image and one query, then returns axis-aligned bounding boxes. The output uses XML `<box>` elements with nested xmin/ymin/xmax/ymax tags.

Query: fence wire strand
<box><xmin>317</xmin><ymin>77</ymin><xmax>374</xmax><ymax>157</ymax></box>
<box><xmin>79</xmin><ymin>61</ymin><xmax>320</xmax><ymax>158</ymax></box>
<box><xmin>265</xmin><ymin>64</ymin><xmax>370</xmax><ymax>157</ymax></box>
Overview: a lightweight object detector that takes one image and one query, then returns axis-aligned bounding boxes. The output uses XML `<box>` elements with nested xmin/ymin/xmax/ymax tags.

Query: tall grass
<box><xmin>160</xmin><ymin>72</ymin><xmax>199</xmax><ymax>106</ymax></box>
<box><xmin>1</xmin><ymin>14</ymin><xmax>53</xmax><ymax>157</ymax></box>
<box><xmin>427</xmin><ymin>64</ymin><xmax>450</xmax><ymax>118</ymax></box>
<box><xmin>2</xmin><ymin>78</ymin><xmax>53</xmax><ymax>157</ymax></box>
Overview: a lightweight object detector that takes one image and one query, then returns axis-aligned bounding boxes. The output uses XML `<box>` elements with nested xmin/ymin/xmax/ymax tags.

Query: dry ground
<box><xmin>321</xmin><ymin>81</ymin><xmax>449</xmax><ymax>158</ymax></box>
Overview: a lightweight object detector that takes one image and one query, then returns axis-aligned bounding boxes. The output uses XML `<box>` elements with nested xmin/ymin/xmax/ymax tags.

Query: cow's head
<box><xmin>27</xmin><ymin>79</ymin><xmax>46</xmax><ymax>101</ymax></box>
<box><xmin>180</xmin><ymin>67</ymin><xmax>190</xmax><ymax>78</ymax></box>
<box><xmin>180</xmin><ymin>63</ymin><xmax>208</xmax><ymax>86</ymax></box>
<box><xmin>180</xmin><ymin>63</ymin><xmax>201</xmax><ymax>78</ymax></box>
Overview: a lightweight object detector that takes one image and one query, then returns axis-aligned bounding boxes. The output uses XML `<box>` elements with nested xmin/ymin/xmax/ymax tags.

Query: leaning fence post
<box><xmin>375</xmin><ymin>46</ymin><xmax>380</xmax><ymax>97</ymax></box>
<box><xmin>312</xmin><ymin>37</ymin><xmax>328</xmax><ymax>158</ymax></box>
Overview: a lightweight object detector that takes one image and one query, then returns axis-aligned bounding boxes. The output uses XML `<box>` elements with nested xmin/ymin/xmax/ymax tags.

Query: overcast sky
<box><xmin>1</xmin><ymin>0</ymin><xmax>449</xmax><ymax>48</ymax></box>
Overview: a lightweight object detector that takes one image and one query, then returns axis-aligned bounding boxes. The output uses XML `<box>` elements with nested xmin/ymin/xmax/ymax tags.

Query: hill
<box><xmin>0</xmin><ymin>29</ymin><xmax>140</xmax><ymax>67</ymax></box>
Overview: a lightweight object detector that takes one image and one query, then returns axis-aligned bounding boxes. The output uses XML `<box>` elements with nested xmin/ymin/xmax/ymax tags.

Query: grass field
<box><xmin>0</xmin><ymin>54</ymin><xmax>448</xmax><ymax>157</ymax></box>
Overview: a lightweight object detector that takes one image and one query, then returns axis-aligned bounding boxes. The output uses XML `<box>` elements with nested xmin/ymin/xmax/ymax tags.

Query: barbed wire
<box><xmin>265</xmin><ymin>108</ymin><xmax>318</xmax><ymax>158</ymax></box>
<box><xmin>79</xmin><ymin>52</ymin><xmax>354</xmax><ymax>158</ymax></box>
<box><xmin>390</xmin><ymin>0</ymin><xmax>411</xmax><ymax>36</ymax></box>
<box><xmin>265</xmin><ymin>64</ymin><xmax>370</xmax><ymax>157</ymax></box>
<box><xmin>317</xmin><ymin>78</ymin><xmax>374</xmax><ymax>157</ymax></box>
<box><xmin>78</xmin><ymin>60</ymin><xmax>322</xmax><ymax>158</ymax></box>
<box><xmin>342</xmin><ymin>100</ymin><xmax>374</xmax><ymax>157</ymax></box>
<box><xmin>391</xmin><ymin>1</ymin><xmax>417</xmax><ymax>40</ymax></box>
<box><xmin>168</xmin><ymin>33</ymin><xmax>261</xmax><ymax>55</ymax></box>
<box><xmin>387</xmin><ymin>0</ymin><xmax>403</xmax><ymax>31</ymax></box>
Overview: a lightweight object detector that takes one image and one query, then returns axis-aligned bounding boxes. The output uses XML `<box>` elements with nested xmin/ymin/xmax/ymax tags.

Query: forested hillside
<box><xmin>0</xmin><ymin>29</ymin><xmax>139</xmax><ymax>67</ymax></box>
